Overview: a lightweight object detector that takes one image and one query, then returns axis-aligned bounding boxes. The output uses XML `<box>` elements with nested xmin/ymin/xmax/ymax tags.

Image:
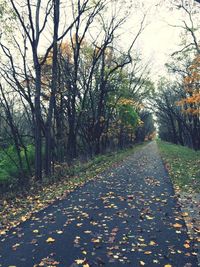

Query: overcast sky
<box><xmin>121</xmin><ymin>0</ymin><xmax>199</xmax><ymax>80</ymax></box>
<box><xmin>1</xmin><ymin>0</ymin><xmax>199</xmax><ymax>82</ymax></box>
<box><xmin>135</xmin><ymin>2</ymin><xmax>182</xmax><ymax>77</ymax></box>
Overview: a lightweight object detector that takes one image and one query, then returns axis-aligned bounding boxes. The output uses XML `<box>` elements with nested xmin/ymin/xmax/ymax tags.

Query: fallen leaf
<box><xmin>0</xmin><ymin>230</ymin><xmax>6</xmax><ymax>235</ymax></box>
<box><xmin>173</xmin><ymin>223</ymin><xmax>182</xmax><ymax>228</ymax></box>
<box><xmin>91</xmin><ymin>238</ymin><xmax>100</xmax><ymax>243</ymax></box>
<box><xmin>21</xmin><ymin>216</ymin><xmax>27</xmax><ymax>222</ymax></box>
<box><xmin>182</xmin><ymin>212</ymin><xmax>189</xmax><ymax>217</ymax></box>
<box><xmin>46</xmin><ymin>237</ymin><xmax>55</xmax><ymax>243</ymax></box>
<box><xmin>138</xmin><ymin>238</ymin><xmax>145</xmax><ymax>242</ymax></box>
<box><xmin>75</xmin><ymin>259</ymin><xmax>85</xmax><ymax>264</ymax></box>
<box><xmin>12</xmin><ymin>243</ymin><xmax>20</xmax><ymax>250</ymax></box>
<box><xmin>146</xmin><ymin>215</ymin><xmax>154</xmax><ymax>220</ymax></box>
<box><xmin>56</xmin><ymin>230</ymin><xmax>63</xmax><ymax>234</ymax></box>
<box><xmin>194</xmin><ymin>227</ymin><xmax>200</xmax><ymax>233</ymax></box>
<box><xmin>144</xmin><ymin>251</ymin><xmax>152</xmax><ymax>255</ymax></box>
<box><xmin>84</xmin><ymin>230</ymin><xmax>91</xmax><ymax>234</ymax></box>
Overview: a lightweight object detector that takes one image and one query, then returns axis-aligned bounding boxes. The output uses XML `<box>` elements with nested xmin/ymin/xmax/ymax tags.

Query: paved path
<box><xmin>0</xmin><ymin>142</ymin><xmax>198</xmax><ymax>267</ymax></box>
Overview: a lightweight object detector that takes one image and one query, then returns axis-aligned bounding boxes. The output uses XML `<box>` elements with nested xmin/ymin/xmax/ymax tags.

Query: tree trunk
<box><xmin>44</xmin><ymin>0</ymin><xmax>60</xmax><ymax>176</ymax></box>
<box><xmin>67</xmin><ymin>113</ymin><xmax>77</xmax><ymax>162</ymax></box>
<box><xmin>34</xmin><ymin>63</ymin><xmax>42</xmax><ymax>180</ymax></box>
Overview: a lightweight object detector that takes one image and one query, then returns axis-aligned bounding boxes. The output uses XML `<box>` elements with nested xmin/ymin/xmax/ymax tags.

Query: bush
<box><xmin>0</xmin><ymin>144</ymin><xmax>35</xmax><ymax>186</ymax></box>
<box><xmin>0</xmin><ymin>169</ymin><xmax>12</xmax><ymax>184</ymax></box>
<box><xmin>20</xmin><ymin>145</ymin><xmax>35</xmax><ymax>171</ymax></box>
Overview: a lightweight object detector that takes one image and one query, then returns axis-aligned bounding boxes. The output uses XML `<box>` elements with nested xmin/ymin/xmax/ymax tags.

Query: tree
<box><xmin>0</xmin><ymin>0</ymin><xmax>153</xmax><ymax>190</ymax></box>
<box><xmin>176</xmin><ymin>53</ymin><xmax>200</xmax><ymax>149</ymax></box>
<box><xmin>0</xmin><ymin>0</ymin><xmax>93</xmax><ymax>178</ymax></box>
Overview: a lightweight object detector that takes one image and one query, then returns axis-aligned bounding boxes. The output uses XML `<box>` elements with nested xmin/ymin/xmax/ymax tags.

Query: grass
<box><xmin>0</xmin><ymin>142</ymin><xmax>148</xmax><ymax>234</ymax></box>
<box><xmin>63</xmin><ymin>142</ymin><xmax>147</xmax><ymax>180</ymax></box>
<box><xmin>157</xmin><ymin>140</ymin><xmax>200</xmax><ymax>193</ymax></box>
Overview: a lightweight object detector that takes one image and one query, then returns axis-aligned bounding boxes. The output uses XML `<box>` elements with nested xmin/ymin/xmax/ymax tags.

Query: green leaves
<box><xmin>118</xmin><ymin>103</ymin><xmax>139</xmax><ymax>128</ymax></box>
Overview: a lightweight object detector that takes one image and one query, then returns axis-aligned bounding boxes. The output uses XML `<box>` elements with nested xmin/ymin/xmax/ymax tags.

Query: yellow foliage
<box><xmin>177</xmin><ymin>53</ymin><xmax>200</xmax><ymax>116</ymax></box>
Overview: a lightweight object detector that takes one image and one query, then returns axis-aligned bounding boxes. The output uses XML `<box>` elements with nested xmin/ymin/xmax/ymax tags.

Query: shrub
<box><xmin>0</xmin><ymin>169</ymin><xmax>12</xmax><ymax>184</ymax></box>
<box><xmin>0</xmin><ymin>144</ymin><xmax>35</xmax><ymax>186</ymax></box>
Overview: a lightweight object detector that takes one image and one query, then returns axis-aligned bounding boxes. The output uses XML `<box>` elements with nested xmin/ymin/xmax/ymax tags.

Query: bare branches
<box><xmin>39</xmin><ymin>0</ymin><xmax>53</xmax><ymax>35</ymax></box>
<box><xmin>171</xmin><ymin>43</ymin><xmax>194</xmax><ymax>56</ymax></box>
<box><xmin>169</xmin><ymin>0</ymin><xmax>200</xmax><ymax>55</ymax></box>
<box><xmin>182</xmin><ymin>20</ymin><xmax>200</xmax><ymax>53</ymax></box>
<box><xmin>10</xmin><ymin>0</ymin><xmax>32</xmax><ymax>44</ymax></box>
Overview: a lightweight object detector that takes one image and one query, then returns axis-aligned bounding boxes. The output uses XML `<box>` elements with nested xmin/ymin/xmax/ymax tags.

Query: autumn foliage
<box><xmin>176</xmin><ymin>54</ymin><xmax>200</xmax><ymax>116</ymax></box>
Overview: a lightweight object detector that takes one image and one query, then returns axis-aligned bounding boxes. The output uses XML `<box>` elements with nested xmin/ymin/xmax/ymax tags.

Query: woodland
<box><xmin>0</xmin><ymin>0</ymin><xmax>199</xmax><ymax>193</ymax></box>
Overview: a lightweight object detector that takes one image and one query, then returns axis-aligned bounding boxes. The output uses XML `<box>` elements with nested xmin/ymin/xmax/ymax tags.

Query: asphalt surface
<box><xmin>0</xmin><ymin>141</ymin><xmax>198</xmax><ymax>267</ymax></box>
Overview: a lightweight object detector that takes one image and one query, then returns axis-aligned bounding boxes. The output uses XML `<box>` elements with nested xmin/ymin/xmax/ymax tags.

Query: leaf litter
<box><xmin>0</xmin><ymin>142</ymin><xmax>198</xmax><ymax>266</ymax></box>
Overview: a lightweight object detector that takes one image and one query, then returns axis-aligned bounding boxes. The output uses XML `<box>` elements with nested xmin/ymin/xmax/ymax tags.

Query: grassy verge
<box><xmin>157</xmin><ymin>140</ymin><xmax>200</xmax><ymax>193</ymax></box>
<box><xmin>0</xmin><ymin>142</ymin><xmax>147</xmax><ymax>234</ymax></box>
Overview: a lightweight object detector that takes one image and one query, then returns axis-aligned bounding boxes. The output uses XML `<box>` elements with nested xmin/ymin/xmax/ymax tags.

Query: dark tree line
<box><xmin>152</xmin><ymin>0</ymin><xmax>200</xmax><ymax>150</ymax></box>
<box><xmin>0</xmin><ymin>0</ymin><xmax>154</xmax><ymax>189</ymax></box>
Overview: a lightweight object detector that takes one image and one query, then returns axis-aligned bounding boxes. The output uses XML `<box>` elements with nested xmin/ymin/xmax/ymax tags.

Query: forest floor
<box><xmin>0</xmin><ymin>141</ymin><xmax>199</xmax><ymax>267</ymax></box>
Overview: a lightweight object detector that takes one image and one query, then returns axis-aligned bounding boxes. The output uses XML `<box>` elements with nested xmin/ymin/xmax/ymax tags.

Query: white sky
<box><xmin>1</xmin><ymin>0</ymin><xmax>199</xmax><ymax>82</ymax></box>
<box><xmin>121</xmin><ymin>0</ymin><xmax>200</xmax><ymax>80</ymax></box>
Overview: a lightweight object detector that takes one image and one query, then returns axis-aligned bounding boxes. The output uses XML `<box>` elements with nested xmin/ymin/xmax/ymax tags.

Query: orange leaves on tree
<box><xmin>177</xmin><ymin>53</ymin><xmax>200</xmax><ymax>116</ymax></box>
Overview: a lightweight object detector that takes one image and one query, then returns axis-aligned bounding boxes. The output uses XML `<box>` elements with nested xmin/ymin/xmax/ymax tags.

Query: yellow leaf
<box><xmin>184</xmin><ymin>243</ymin><xmax>190</xmax><ymax>249</ymax></box>
<box><xmin>83</xmin><ymin>265</ymin><xmax>90</xmax><ymax>267</ymax></box>
<box><xmin>33</xmin><ymin>230</ymin><xmax>39</xmax><ymax>233</ymax></box>
<box><xmin>0</xmin><ymin>230</ymin><xmax>6</xmax><ymax>235</ymax></box>
<box><xmin>75</xmin><ymin>259</ymin><xmax>85</xmax><ymax>264</ymax></box>
<box><xmin>21</xmin><ymin>216</ymin><xmax>27</xmax><ymax>222</ymax></box>
<box><xmin>140</xmin><ymin>261</ymin><xmax>145</xmax><ymax>266</ymax></box>
<box><xmin>164</xmin><ymin>265</ymin><xmax>172</xmax><ymax>267</ymax></box>
<box><xmin>91</xmin><ymin>238</ymin><xmax>100</xmax><ymax>243</ymax></box>
<box><xmin>173</xmin><ymin>223</ymin><xmax>182</xmax><ymax>228</ymax></box>
<box><xmin>138</xmin><ymin>238</ymin><xmax>145</xmax><ymax>242</ymax></box>
<box><xmin>46</xmin><ymin>237</ymin><xmax>55</xmax><ymax>243</ymax></box>
<box><xmin>146</xmin><ymin>215</ymin><xmax>154</xmax><ymax>220</ymax></box>
<box><xmin>149</xmin><ymin>241</ymin><xmax>156</xmax><ymax>245</ymax></box>
<box><xmin>144</xmin><ymin>251</ymin><xmax>152</xmax><ymax>254</ymax></box>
